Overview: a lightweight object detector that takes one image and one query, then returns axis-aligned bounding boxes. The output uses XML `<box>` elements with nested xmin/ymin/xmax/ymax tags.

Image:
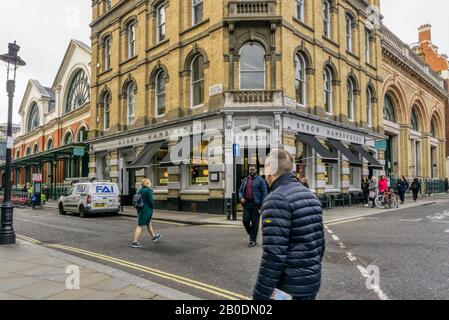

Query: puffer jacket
<box><xmin>253</xmin><ymin>172</ymin><xmax>325</xmax><ymax>300</ymax></box>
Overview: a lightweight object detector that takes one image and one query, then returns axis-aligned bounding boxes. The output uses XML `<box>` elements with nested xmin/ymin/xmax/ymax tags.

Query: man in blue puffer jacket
<box><xmin>239</xmin><ymin>165</ymin><xmax>268</xmax><ymax>248</ymax></box>
<box><xmin>253</xmin><ymin>150</ymin><xmax>325</xmax><ymax>301</ymax></box>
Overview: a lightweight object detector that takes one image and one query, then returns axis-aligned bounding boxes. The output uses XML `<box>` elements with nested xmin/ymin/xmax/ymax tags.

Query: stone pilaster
<box><xmin>399</xmin><ymin>126</ymin><xmax>410</xmax><ymax>177</ymax></box>
<box><xmin>88</xmin><ymin>153</ymin><xmax>97</xmax><ymax>179</ymax></box>
<box><xmin>340</xmin><ymin>160</ymin><xmax>350</xmax><ymax>193</ymax></box>
<box><xmin>109</xmin><ymin>149</ymin><xmax>119</xmax><ymax>184</ymax></box>
<box><xmin>315</xmin><ymin>158</ymin><xmax>327</xmax><ymax>195</ymax></box>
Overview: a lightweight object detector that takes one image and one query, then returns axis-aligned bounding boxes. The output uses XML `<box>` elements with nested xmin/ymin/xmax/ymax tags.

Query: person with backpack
<box><xmin>410</xmin><ymin>178</ymin><xmax>422</xmax><ymax>202</ymax></box>
<box><xmin>130</xmin><ymin>178</ymin><xmax>161</xmax><ymax>249</ymax></box>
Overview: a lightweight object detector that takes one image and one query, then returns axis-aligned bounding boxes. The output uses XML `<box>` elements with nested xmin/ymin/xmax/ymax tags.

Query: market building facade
<box><xmin>6</xmin><ymin>40</ymin><xmax>92</xmax><ymax>196</ymax></box>
<box><xmin>381</xmin><ymin>26</ymin><xmax>447</xmax><ymax>182</ymax></box>
<box><xmin>89</xmin><ymin>0</ymin><xmax>386</xmax><ymax>214</ymax></box>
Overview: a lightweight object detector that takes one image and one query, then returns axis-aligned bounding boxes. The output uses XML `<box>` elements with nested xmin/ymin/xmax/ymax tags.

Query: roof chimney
<box><xmin>419</xmin><ymin>24</ymin><xmax>432</xmax><ymax>43</ymax></box>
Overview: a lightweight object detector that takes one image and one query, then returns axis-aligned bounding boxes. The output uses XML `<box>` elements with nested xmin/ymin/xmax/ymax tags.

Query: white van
<box><xmin>58</xmin><ymin>181</ymin><xmax>120</xmax><ymax>218</ymax></box>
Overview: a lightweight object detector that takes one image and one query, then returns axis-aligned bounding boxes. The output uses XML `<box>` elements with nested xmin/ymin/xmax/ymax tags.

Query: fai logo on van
<box><xmin>96</xmin><ymin>185</ymin><xmax>115</xmax><ymax>193</ymax></box>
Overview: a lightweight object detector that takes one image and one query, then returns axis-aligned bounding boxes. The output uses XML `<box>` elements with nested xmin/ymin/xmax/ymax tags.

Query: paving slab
<box><xmin>9</xmin><ymin>280</ymin><xmax>67</xmax><ymax>300</ymax></box>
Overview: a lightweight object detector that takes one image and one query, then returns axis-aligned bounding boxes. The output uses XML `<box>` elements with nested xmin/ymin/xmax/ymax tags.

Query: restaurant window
<box><xmin>190</xmin><ymin>141</ymin><xmax>209</xmax><ymax>187</ymax></box>
<box><xmin>349</xmin><ymin>167</ymin><xmax>361</xmax><ymax>188</ymax></box>
<box><xmin>295</xmin><ymin>141</ymin><xmax>309</xmax><ymax>181</ymax></box>
<box><xmin>152</xmin><ymin>146</ymin><xmax>169</xmax><ymax>188</ymax></box>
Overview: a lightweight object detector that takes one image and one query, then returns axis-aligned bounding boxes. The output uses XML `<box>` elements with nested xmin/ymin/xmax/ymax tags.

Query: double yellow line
<box><xmin>43</xmin><ymin>243</ymin><xmax>249</xmax><ymax>301</ymax></box>
<box><xmin>17</xmin><ymin>234</ymin><xmax>42</xmax><ymax>245</ymax></box>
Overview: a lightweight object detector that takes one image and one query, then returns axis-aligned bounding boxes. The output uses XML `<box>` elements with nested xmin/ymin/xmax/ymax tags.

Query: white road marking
<box><xmin>332</xmin><ymin>235</ymin><xmax>340</xmax><ymax>241</ymax></box>
<box><xmin>326</xmin><ymin>218</ymin><xmax>365</xmax><ymax>226</ymax></box>
<box><xmin>326</xmin><ymin>226</ymin><xmax>390</xmax><ymax>301</ymax></box>
<box><xmin>445</xmin><ymin>229</ymin><xmax>449</xmax><ymax>233</ymax></box>
<box><xmin>430</xmin><ymin>221</ymin><xmax>449</xmax><ymax>224</ymax></box>
<box><xmin>398</xmin><ymin>219</ymin><xmax>423</xmax><ymax>222</ymax></box>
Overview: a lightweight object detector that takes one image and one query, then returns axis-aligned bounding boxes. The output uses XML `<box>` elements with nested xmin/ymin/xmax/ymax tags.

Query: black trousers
<box><xmin>398</xmin><ymin>191</ymin><xmax>406</xmax><ymax>203</ymax></box>
<box><xmin>413</xmin><ymin>191</ymin><xmax>419</xmax><ymax>201</ymax></box>
<box><xmin>243</xmin><ymin>205</ymin><xmax>261</xmax><ymax>243</ymax></box>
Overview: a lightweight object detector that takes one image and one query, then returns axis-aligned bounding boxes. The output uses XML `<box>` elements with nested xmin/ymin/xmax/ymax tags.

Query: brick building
<box><xmin>89</xmin><ymin>0</ymin><xmax>385</xmax><ymax>214</ymax></box>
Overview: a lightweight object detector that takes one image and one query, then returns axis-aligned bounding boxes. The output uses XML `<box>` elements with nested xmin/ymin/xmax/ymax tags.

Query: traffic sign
<box><xmin>33</xmin><ymin>174</ymin><xmax>42</xmax><ymax>182</ymax></box>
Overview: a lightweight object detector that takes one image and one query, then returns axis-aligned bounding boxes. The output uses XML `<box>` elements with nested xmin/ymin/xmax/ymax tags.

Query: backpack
<box><xmin>132</xmin><ymin>193</ymin><xmax>144</xmax><ymax>210</ymax></box>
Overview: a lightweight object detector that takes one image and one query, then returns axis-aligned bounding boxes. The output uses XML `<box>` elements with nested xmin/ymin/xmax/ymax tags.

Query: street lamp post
<box><xmin>0</xmin><ymin>42</ymin><xmax>26</xmax><ymax>245</ymax></box>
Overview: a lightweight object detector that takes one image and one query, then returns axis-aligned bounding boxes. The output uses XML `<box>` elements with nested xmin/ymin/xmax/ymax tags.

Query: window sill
<box><xmin>98</xmin><ymin>68</ymin><xmax>113</xmax><ymax>77</ymax></box>
<box><xmin>191</xmin><ymin>104</ymin><xmax>204</xmax><ymax>110</ymax></box>
<box><xmin>147</xmin><ymin>39</ymin><xmax>170</xmax><ymax>52</ymax></box>
<box><xmin>120</xmin><ymin>55</ymin><xmax>138</xmax><ymax>66</ymax></box>
<box><xmin>297</xmin><ymin>103</ymin><xmax>307</xmax><ymax>109</ymax></box>
<box><xmin>365</xmin><ymin>62</ymin><xmax>377</xmax><ymax>70</ymax></box>
<box><xmin>180</xmin><ymin>18</ymin><xmax>210</xmax><ymax>36</ymax></box>
<box><xmin>292</xmin><ymin>17</ymin><xmax>314</xmax><ymax>32</ymax></box>
<box><xmin>322</xmin><ymin>36</ymin><xmax>339</xmax><ymax>48</ymax></box>
<box><xmin>346</xmin><ymin>50</ymin><xmax>359</xmax><ymax>60</ymax></box>
<box><xmin>180</xmin><ymin>189</ymin><xmax>209</xmax><ymax>195</ymax></box>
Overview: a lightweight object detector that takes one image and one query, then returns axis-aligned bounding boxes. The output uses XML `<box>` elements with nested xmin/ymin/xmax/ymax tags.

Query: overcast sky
<box><xmin>0</xmin><ymin>0</ymin><xmax>448</xmax><ymax>125</ymax></box>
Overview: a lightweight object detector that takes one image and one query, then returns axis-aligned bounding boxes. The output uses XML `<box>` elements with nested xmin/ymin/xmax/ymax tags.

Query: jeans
<box><xmin>243</xmin><ymin>205</ymin><xmax>261</xmax><ymax>243</ymax></box>
<box><xmin>293</xmin><ymin>295</ymin><xmax>317</xmax><ymax>301</ymax></box>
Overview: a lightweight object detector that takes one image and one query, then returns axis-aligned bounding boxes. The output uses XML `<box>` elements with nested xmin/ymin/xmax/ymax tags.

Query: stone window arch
<box><xmin>384</xmin><ymin>94</ymin><xmax>396</xmax><ymax>123</ymax></box>
<box><xmin>27</xmin><ymin>102</ymin><xmax>40</xmax><ymax>132</ymax></box>
<box><xmin>65</xmin><ymin>69</ymin><xmax>90</xmax><ymax>114</ymax></box>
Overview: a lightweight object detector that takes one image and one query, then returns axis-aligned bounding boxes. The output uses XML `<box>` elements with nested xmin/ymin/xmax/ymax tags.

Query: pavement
<box><xmin>0</xmin><ymin>239</ymin><xmax>198</xmax><ymax>300</ymax></box>
<box><xmin>45</xmin><ymin>193</ymin><xmax>447</xmax><ymax>226</ymax></box>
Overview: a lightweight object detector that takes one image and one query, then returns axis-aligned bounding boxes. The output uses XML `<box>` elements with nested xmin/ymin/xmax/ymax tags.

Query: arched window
<box><xmin>103</xmin><ymin>36</ymin><xmax>111</xmax><ymax>71</ymax></box>
<box><xmin>33</xmin><ymin>144</ymin><xmax>39</xmax><ymax>155</ymax></box>
<box><xmin>155</xmin><ymin>70</ymin><xmax>166</xmax><ymax>116</ymax></box>
<box><xmin>78</xmin><ymin>127</ymin><xmax>88</xmax><ymax>142</ymax></box>
<box><xmin>384</xmin><ymin>95</ymin><xmax>396</xmax><ymax>122</ymax></box>
<box><xmin>26</xmin><ymin>147</ymin><xmax>31</xmax><ymax>157</ymax></box>
<box><xmin>103</xmin><ymin>92</ymin><xmax>110</xmax><ymax>130</ymax></box>
<box><xmin>296</xmin><ymin>0</ymin><xmax>305</xmax><ymax>22</ymax></box>
<box><xmin>239</xmin><ymin>42</ymin><xmax>265</xmax><ymax>90</ymax></box>
<box><xmin>347</xmin><ymin>78</ymin><xmax>355</xmax><ymax>122</ymax></box>
<box><xmin>126</xmin><ymin>83</ymin><xmax>136</xmax><ymax>125</ymax></box>
<box><xmin>324</xmin><ymin>67</ymin><xmax>333</xmax><ymax>114</ymax></box>
<box><xmin>66</xmin><ymin>69</ymin><xmax>90</xmax><ymax>113</ymax></box>
<box><xmin>64</xmin><ymin>132</ymin><xmax>73</xmax><ymax>145</ymax></box>
<box><xmin>346</xmin><ymin>14</ymin><xmax>354</xmax><ymax>53</ymax></box>
<box><xmin>156</xmin><ymin>4</ymin><xmax>166</xmax><ymax>43</ymax></box>
<box><xmin>411</xmin><ymin>108</ymin><xmax>419</xmax><ymax>132</ymax></box>
<box><xmin>16</xmin><ymin>149</ymin><xmax>20</xmax><ymax>159</ymax></box>
<box><xmin>28</xmin><ymin>102</ymin><xmax>40</xmax><ymax>131</ymax></box>
<box><xmin>431</xmin><ymin>119</ymin><xmax>437</xmax><ymax>138</ymax></box>
<box><xmin>191</xmin><ymin>55</ymin><xmax>205</xmax><ymax>108</ymax></box>
<box><xmin>365</xmin><ymin>29</ymin><xmax>373</xmax><ymax>64</ymax></box>
<box><xmin>323</xmin><ymin>0</ymin><xmax>331</xmax><ymax>38</ymax></box>
<box><xmin>295</xmin><ymin>53</ymin><xmax>307</xmax><ymax>106</ymax></box>
<box><xmin>47</xmin><ymin>139</ymin><xmax>54</xmax><ymax>151</ymax></box>
<box><xmin>366</xmin><ymin>87</ymin><xmax>373</xmax><ymax>128</ymax></box>
<box><xmin>127</xmin><ymin>21</ymin><xmax>136</xmax><ymax>58</ymax></box>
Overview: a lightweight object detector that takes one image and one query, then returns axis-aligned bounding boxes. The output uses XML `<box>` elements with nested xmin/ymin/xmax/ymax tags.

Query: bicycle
<box><xmin>375</xmin><ymin>191</ymin><xmax>399</xmax><ymax>209</ymax></box>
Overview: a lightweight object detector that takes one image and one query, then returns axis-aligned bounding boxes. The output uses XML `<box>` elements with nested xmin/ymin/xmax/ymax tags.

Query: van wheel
<box><xmin>59</xmin><ymin>204</ymin><xmax>66</xmax><ymax>215</ymax></box>
<box><xmin>79</xmin><ymin>206</ymin><xmax>88</xmax><ymax>218</ymax></box>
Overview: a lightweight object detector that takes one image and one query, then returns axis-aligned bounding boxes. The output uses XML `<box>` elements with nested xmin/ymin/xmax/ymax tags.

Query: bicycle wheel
<box><xmin>375</xmin><ymin>196</ymin><xmax>384</xmax><ymax>209</ymax></box>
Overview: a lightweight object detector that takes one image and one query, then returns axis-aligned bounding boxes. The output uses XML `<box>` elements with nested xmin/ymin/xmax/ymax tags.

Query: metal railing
<box><xmin>390</xmin><ymin>178</ymin><xmax>447</xmax><ymax>195</ymax></box>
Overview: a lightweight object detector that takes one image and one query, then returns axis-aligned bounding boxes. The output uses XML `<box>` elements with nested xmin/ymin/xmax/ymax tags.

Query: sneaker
<box><xmin>248</xmin><ymin>242</ymin><xmax>257</xmax><ymax>248</ymax></box>
<box><xmin>153</xmin><ymin>234</ymin><xmax>162</xmax><ymax>242</ymax></box>
<box><xmin>130</xmin><ymin>242</ymin><xmax>143</xmax><ymax>249</ymax></box>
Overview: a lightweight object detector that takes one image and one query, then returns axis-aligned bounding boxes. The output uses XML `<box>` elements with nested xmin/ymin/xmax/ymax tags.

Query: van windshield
<box><xmin>93</xmin><ymin>184</ymin><xmax>118</xmax><ymax>195</ymax></box>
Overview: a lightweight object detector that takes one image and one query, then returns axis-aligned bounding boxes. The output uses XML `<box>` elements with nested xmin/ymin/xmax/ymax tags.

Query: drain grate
<box><xmin>324</xmin><ymin>250</ymin><xmax>377</xmax><ymax>267</ymax></box>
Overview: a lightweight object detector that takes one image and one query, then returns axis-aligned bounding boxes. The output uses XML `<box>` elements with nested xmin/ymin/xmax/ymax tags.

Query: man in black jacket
<box><xmin>253</xmin><ymin>150</ymin><xmax>325</xmax><ymax>301</ymax></box>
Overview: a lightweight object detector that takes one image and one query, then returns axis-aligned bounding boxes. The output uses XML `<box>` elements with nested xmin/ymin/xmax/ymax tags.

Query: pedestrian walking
<box><xmin>445</xmin><ymin>178</ymin><xmax>449</xmax><ymax>194</ymax></box>
<box><xmin>362</xmin><ymin>176</ymin><xmax>370</xmax><ymax>207</ymax></box>
<box><xmin>397</xmin><ymin>176</ymin><xmax>409</xmax><ymax>205</ymax></box>
<box><xmin>130</xmin><ymin>178</ymin><xmax>161</xmax><ymax>249</ymax></box>
<box><xmin>239</xmin><ymin>165</ymin><xmax>268</xmax><ymax>248</ymax></box>
<box><xmin>378</xmin><ymin>175</ymin><xmax>388</xmax><ymax>194</ymax></box>
<box><xmin>252</xmin><ymin>150</ymin><xmax>325</xmax><ymax>301</ymax></box>
<box><xmin>410</xmin><ymin>178</ymin><xmax>422</xmax><ymax>202</ymax></box>
<box><xmin>369</xmin><ymin>176</ymin><xmax>378</xmax><ymax>208</ymax></box>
